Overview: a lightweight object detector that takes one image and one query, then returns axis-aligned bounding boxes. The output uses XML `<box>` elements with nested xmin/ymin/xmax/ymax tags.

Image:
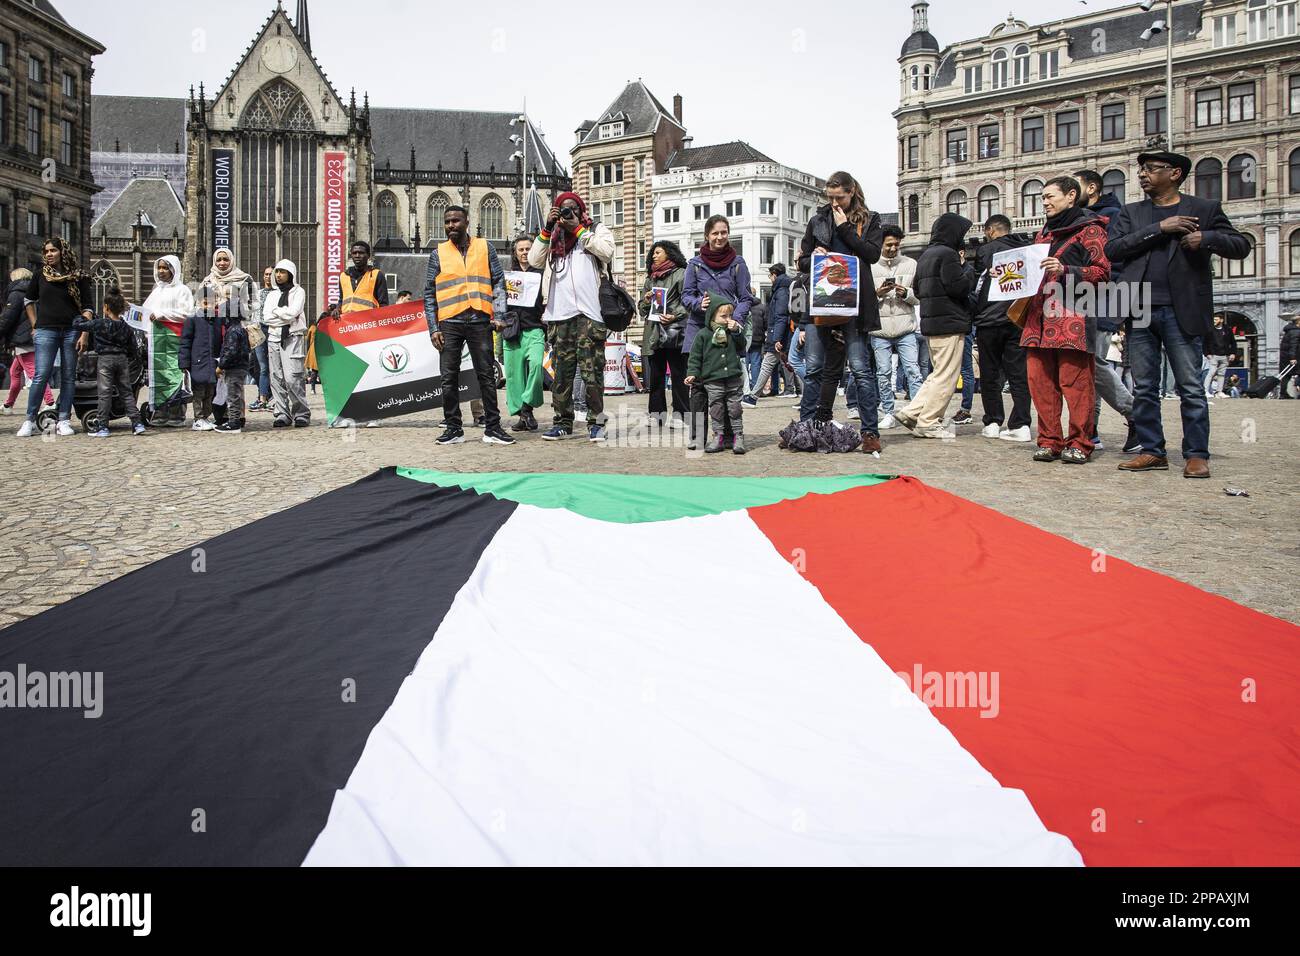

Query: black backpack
<box><xmin>596</xmin><ymin>258</ymin><xmax>635</xmax><ymax>332</ymax></box>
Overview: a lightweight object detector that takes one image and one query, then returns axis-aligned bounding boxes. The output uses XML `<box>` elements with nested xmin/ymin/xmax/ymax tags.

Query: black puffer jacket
<box><xmin>915</xmin><ymin>213</ymin><xmax>973</xmax><ymax>336</ymax></box>
<box><xmin>1280</xmin><ymin>321</ymin><xmax>1300</xmax><ymax>367</ymax></box>
<box><xmin>0</xmin><ymin>279</ymin><xmax>32</xmax><ymax>348</ymax></box>
<box><xmin>797</xmin><ymin>204</ymin><xmax>884</xmax><ymax>333</ymax></box>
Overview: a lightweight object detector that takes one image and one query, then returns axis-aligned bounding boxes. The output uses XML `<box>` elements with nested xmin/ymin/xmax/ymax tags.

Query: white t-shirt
<box><xmin>544</xmin><ymin>237</ymin><xmax>603</xmax><ymax>323</ymax></box>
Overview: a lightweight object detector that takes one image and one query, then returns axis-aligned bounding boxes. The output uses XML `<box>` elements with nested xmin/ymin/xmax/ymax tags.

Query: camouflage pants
<box><xmin>547</xmin><ymin>315</ymin><xmax>607</xmax><ymax>429</ymax></box>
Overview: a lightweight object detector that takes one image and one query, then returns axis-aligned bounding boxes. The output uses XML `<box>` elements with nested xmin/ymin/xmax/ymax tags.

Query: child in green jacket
<box><xmin>685</xmin><ymin>295</ymin><xmax>747</xmax><ymax>455</ymax></box>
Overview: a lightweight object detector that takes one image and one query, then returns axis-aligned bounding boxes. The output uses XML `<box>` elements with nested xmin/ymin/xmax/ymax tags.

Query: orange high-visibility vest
<box><xmin>340</xmin><ymin>268</ymin><xmax>382</xmax><ymax>313</ymax></box>
<box><xmin>434</xmin><ymin>238</ymin><xmax>493</xmax><ymax>320</ymax></box>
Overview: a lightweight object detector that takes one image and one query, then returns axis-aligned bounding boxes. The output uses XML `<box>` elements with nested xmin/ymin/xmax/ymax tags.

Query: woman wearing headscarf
<box><xmin>142</xmin><ymin>254</ymin><xmax>195</xmax><ymax>426</ymax></box>
<box><xmin>199</xmin><ymin>247</ymin><xmax>258</xmax><ymax>426</ymax></box>
<box><xmin>263</xmin><ymin>259</ymin><xmax>310</xmax><ymax>427</ymax></box>
<box><xmin>14</xmin><ymin>238</ymin><xmax>94</xmax><ymax>436</ymax></box>
<box><xmin>638</xmin><ymin>240</ymin><xmax>689</xmax><ymax>428</ymax></box>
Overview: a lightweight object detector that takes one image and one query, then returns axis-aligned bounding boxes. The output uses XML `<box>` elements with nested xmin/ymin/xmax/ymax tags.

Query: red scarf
<box><xmin>699</xmin><ymin>242</ymin><xmax>736</xmax><ymax>271</ymax></box>
<box><xmin>549</xmin><ymin>191</ymin><xmax>593</xmax><ymax>262</ymax></box>
<box><xmin>650</xmin><ymin>259</ymin><xmax>677</xmax><ymax>280</ymax></box>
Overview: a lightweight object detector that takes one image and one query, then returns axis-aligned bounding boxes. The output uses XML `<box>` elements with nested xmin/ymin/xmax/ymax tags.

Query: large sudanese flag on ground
<box><xmin>1</xmin><ymin>470</ymin><xmax>1297</xmax><ymax>866</ymax></box>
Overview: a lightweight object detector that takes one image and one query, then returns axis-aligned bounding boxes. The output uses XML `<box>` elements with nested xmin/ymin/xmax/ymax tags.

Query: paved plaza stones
<box><xmin>1</xmin><ymin>390</ymin><xmax>1296</xmax><ymax>628</ymax></box>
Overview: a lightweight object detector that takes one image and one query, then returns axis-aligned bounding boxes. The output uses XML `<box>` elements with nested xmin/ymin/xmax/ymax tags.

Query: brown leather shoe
<box><xmin>1117</xmin><ymin>454</ymin><xmax>1169</xmax><ymax>472</ymax></box>
<box><xmin>1183</xmin><ymin>457</ymin><xmax>1210</xmax><ymax>479</ymax></box>
<box><xmin>861</xmin><ymin>433</ymin><xmax>882</xmax><ymax>454</ymax></box>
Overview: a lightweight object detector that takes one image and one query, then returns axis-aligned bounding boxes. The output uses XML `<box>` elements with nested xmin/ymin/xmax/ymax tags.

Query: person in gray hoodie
<box><xmin>868</xmin><ymin>225</ymin><xmax>921</xmax><ymax>429</ymax></box>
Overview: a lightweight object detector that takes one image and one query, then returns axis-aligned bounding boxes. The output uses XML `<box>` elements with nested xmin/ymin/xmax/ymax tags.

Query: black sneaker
<box><xmin>952</xmin><ymin>408</ymin><xmax>973</xmax><ymax>425</ymax></box>
<box><xmin>541</xmin><ymin>425</ymin><xmax>572</xmax><ymax>441</ymax></box>
<box><xmin>435</xmin><ymin>426</ymin><xmax>466</xmax><ymax>445</ymax></box>
<box><xmin>215</xmin><ymin>420</ymin><xmax>243</xmax><ymax>434</ymax></box>
<box><xmin>1122</xmin><ymin>420</ymin><xmax>1143</xmax><ymax>454</ymax></box>
<box><xmin>292</xmin><ymin>418</ymin><xmax>310</xmax><ymax>428</ymax></box>
<box><xmin>482</xmin><ymin>426</ymin><xmax>516</xmax><ymax>446</ymax></box>
<box><xmin>272</xmin><ymin>417</ymin><xmax>290</xmax><ymax>428</ymax></box>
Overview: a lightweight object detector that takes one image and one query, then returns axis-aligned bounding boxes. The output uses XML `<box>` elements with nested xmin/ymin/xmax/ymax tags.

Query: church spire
<box><xmin>295</xmin><ymin>0</ymin><xmax>312</xmax><ymax>53</ymax></box>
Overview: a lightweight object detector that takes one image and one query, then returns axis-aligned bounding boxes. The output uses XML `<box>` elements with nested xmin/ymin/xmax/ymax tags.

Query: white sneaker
<box><xmin>331</xmin><ymin>417</ymin><xmax>355</xmax><ymax>429</ymax></box>
<box><xmin>916</xmin><ymin>425</ymin><xmax>956</xmax><ymax>440</ymax></box>
<box><xmin>56</xmin><ymin>420</ymin><xmax>76</xmax><ymax>437</ymax></box>
<box><xmin>981</xmin><ymin>422</ymin><xmax>1002</xmax><ymax>439</ymax></box>
<box><xmin>16</xmin><ymin>420</ymin><xmax>35</xmax><ymax>437</ymax></box>
<box><xmin>791</xmin><ymin>401</ymin><xmax>802</xmax><ymax>409</ymax></box>
<box><xmin>878</xmin><ymin>413</ymin><xmax>899</xmax><ymax>430</ymax></box>
<box><xmin>836</xmin><ymin>386</ymin><xmax>845</xmax><ymax>397</ymax></box>
<box><xmin>999</xmin><ymin>425</ymin><xmax>1033</xmax><ymax>443</ymax></box>
<box><xmin>847</xmin><ymin>408</ymin><xmax>860</xmax><ymax>420</ymax></box>
<box><xmin>196</xmin><ymin>419</ymin><xmax>217</xmax><ymax>431</ymax></box>
<box><xmin>365</xmin><ymin>420</ymin><xmax>380</xmax><ymax>428</ymax></box>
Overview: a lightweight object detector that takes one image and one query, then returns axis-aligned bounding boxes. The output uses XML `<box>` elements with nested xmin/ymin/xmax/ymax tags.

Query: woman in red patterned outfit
<box><xmin>1021</xmin><ymin>176</ymin><xmax>1112</xmax><ymax>464</ymax></box>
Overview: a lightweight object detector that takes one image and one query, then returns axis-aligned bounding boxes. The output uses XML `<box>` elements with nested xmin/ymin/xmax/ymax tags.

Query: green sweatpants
<box><xmin>503</xmin><ymin>327</ymin><xmax>546</xmax><ymax>415</ymax></box>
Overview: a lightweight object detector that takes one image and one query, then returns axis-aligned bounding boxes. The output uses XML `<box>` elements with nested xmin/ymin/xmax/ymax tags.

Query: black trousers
<box><xmin>646</xmin><ymin>347</ymin><xmax>688</xmax><ymax>416</ymax></box>
<box><xmin>975</xmin><ymin>322</ymin><xmax>1032</xmax><ymax>429</ymax></box>
<box><xmin>440</xmin><ymin>321</ymin><xmax>500</xmax><ymax>429</ymax></box>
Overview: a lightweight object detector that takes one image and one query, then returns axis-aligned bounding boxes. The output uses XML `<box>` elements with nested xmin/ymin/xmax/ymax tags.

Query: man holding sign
<box><xmin>502</xmin><ymin>235</ymin><xmax>545</xmax><ymax>431</ymax></box>
<box><xmin>423</xmin><ymin>206</ymin><xmax>512</xmax><ymax>446</ymax></box>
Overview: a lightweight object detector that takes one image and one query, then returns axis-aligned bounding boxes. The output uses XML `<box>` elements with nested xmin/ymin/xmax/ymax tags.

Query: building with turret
<box><xmin>894</xmin><ymin>0</ymin><xmax>1300</xmax><ymax>379</ymax></box>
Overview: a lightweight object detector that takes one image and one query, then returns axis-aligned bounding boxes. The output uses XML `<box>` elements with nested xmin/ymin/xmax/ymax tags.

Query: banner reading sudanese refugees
<box><xmin>313</xmin><ymin>300</ymin><xmax>479</xmax><ymax>424</ymax></box>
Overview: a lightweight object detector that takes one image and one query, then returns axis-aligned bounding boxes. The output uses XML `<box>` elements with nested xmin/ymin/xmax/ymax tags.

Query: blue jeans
<box><xmin>255</xmin><ymin>326</ymin><xmax>271</xmax><ymax>398</ymax></box>
<box><xmin>870</xmin><ymin>334</ymin><xmax>922</xmax><ymax>414</ymax></box>
<box><xmin>960</xmin><ymin>331</ymin><xmax>975</xmax><ymax>410</ymax></box>
<box><xmin>27</xmin><ymin>328</ymin><xmax>80</xmax><ymax>421</ymax></box>
<box><xmin>800</xmin><ymin>323</ymin><xmax>880</xmax><ymax>433</ymax></box>
<box><xmin>788</xmin><ymin>328</ymin><xmax>806</xmax><ymax>386</ymax></box>
<box><xmin>1128</xmin><ymin>306</ymin><xmax>1209</xmax><ymax>460</ymax></box>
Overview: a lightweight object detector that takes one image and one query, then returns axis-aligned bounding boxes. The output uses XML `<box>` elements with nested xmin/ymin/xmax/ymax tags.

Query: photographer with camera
<box><xmin>527</xmin><ymin>191</ymin><xmax>616</xmax><ymax>442</ymax></box>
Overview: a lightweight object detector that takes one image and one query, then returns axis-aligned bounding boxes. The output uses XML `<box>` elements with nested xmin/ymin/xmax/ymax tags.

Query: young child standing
<box><xmin>179</xmin><ymin>292</ymin><xmax>222</xmax><ymax>431</ymax></box>
<box><xmin>684</xmin><ymin>295</ymin><xmax>747</xmax><ymax>455</ymax></box>
<box><xmin>215</xmin><ymin>320</ymin><xmax>250</xmax><ymax>433</ymax></box>
<box><xmin>71</xmin><ymin>286</ymin><xmax>145</xmax><ymax>436</ymax></box>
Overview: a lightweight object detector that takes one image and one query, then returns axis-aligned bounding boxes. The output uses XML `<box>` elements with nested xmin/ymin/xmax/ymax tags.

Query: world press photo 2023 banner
<box><xmin>314</xmin><ymin>301</ymin><xmax>480</xmax><ymax>424</ymax></box>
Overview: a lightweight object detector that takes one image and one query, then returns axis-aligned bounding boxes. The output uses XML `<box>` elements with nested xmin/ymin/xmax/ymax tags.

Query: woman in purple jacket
<box><xmin>681</xmin><ymin>215</ymin><xmax>755</xmax><ymax>448</ymax></box>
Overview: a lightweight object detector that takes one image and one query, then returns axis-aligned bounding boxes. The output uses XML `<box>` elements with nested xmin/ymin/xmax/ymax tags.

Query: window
<box><xmin>759</xmin><ymin>198</ymin><xmax>776</xmax><ymax>216</ymax></box>
<box><xmin>964</xmin><ymin>66</ymin><xmax>983</xmax><ymax>94</ymax></box>
<box><xmin>1101</xmin><ymin>103</ymin><xmax>1125</xmax><ymax>141</ymax></box>
<box><xmin>61</xmin><ymin>72</ymin><xmax>74</xmax><ymax>97</ymax></box>
<box><xmin>1021</xmin><ymin>115</ymin><xmax>1044</xmax><ymax>152</ymax></box>
<box><xmin>375</xmin><ymin>191</ymin><xmax>399</xmax><ymax>241</ymax></box>
<box><xmin>787</xmin><ymin>201</ymin><xmax>797</xmax><ymax>221</ymax></box>
<box><xmin>907</xmin><ymin>135</ymin><xmax>919</xmax><ymax>169</ymax></box>
<box><xmin>977</xmin><ymin>185</ymin><xmax>999</xmax><ymax>222</ymax></box>
<box><xmin>60</xmin><ymin>219</ymin><xmax>75</xmax><ymax>245</ymax></box>
<box><xmin>59</xmin><ymin>118</ymin><xmax>73</xmax><ymax>166</ymax></box>
<box><xmin>1039</xmin><ymin>50</ymin><xmax>1058</xmax><ymax>79</ymax></box>
<box><xmin>787</xmin><ymin>236</ymin><xmax>797</xmax><ymax>267</ymax></box>
<box><xmin>1227</xmin><ymin>236</ymin><xmax>1255</xmax><ymax>277</ymax></box>
<box><xmin>1196</xmin><ymin>88</ymin><xmax>1223</xmax><ymax>126</ymax></box>
<box><xmin>637</xmin><ymin>196</ymin><xmax>645</xmax><ymax>223</ymax></box>
<box><xmin>1021</xmin><ymin>180</ymin><xmax>1043</xmax><ymax>219</ymax></box>
<box><xmin>946</xmin><ymin>189</ymin><xmax>968</xmax><ymax>217</ymax></box>
<box><xmin>26</xmin><ymin>105</ymin><xmax>40</xmax><ymax>155</ymax></box>
<box><xmin>663</xmin><ymin>206</ymin><xmax>679</xmax><ymax>224</ymax></box>
<box><xmin>1145</xmin><ymin>96</ymin><xmax>1167</xmax><ymax>136</ymax></box>
<box><xmin>1055</xmin><ymin>110</ymin><xmax>1080</xmax><ymax>148</ymax></box>
<box><xmin>725</xmin><ymin>200</ymin><xmax>743</xmax><ymax>217</ymax></box>
<box><xmin>634</xmin><ymin>158</ymin><xmax>643</xmax><ymax>180</ymax></box>
<box><xmin>28</xmin><ymin>210</ymin><xmax>46</xmax><ymax>237</ymax></box>
<box><xmin>612</xmin><ymin>199</ymin><xmax>624</xmax><ymax>226</ymax></box>
<box><xmin>1013</xmin><ymin>44</ymin><xmax>1030</xmax><ymax>86</ymax></box>
<box><xmin>480</xmin><ymin>194</ymin><xmax>505</xmax><ymax>239</ymax></box>
<box><xmin>693</xmin><ymin>203</ymin><xmax>711</xmax><ymax>221</ymax></box>
<box><xmin>907</xmin><ymin>195</ymin><xmax>919</xmax><ymax>234</ymax></box>
<box><xmin>0</xmin><ymin>201</ymin><xmax>8</xmax><ymax>229</ymax></box>
<box><xmin>1213</xmin><ymin>14</ymin><xmax>1236</xmax><ymax>47</ymax></box>
<box><xmin>729</xmin><ymin>237</ymin><xmax>743</xmax><ymax>259</ymax></box>
<box><xmin>1280</xmin><ymin>1</ymin><xmax>1299</xmax><ymax>37</ymax></box>
<box><xmin>992</xmin><ymin>49</ymin><xmax>1008</xmax><ymax>90</ymax></box>
<box><xmin>638</xmin><ymin>239</ymin><xmax>646</xmax><ymax>261</ymax></box>
<box><xmin>978</xmin><ymin>123</ymin><xmax>1000</xmax><ymax>159</ymax></box>
<box><xmin>1291</xmin><ymin>76</ymin><xmax>1300</xmax><ymax>114</ymax></box>
<box><xmin>598</xmin><ymin>121</ymin><xmax>624</xmax><ymax>139</ymax></box>
<box><xmin>760</xmin><ymin>235</ymin><xmax>776</xmax><ymax>264</ymax></box>
<box><xmin>803</xmin><ymin>205</ymin><xmax>811</xmax><ymax>221</ymax></box>
<box><xmin>27</xmin><ymin>56</ymin><xmax>43</xmax><ymax>83</ymax></box>
<box><xmin>0</xmin><ymin>39</ymin><xmax>8</xmax><ymax>68</ymax></box>
<box><xmin>1227</xmin><ymin>154</ymin><xmax>1257</xmax><ymax>200</ymax></box>
<box><xmin>1227</xmin><ymin>82</ymin><xmax>1256</xmax><ymax>122</ymax></box>
<box><xmin>426</xmin><ymin>192</ymin><xmax>449</xmax><ymax>241</ymax></box>
<box><xmin>589</xmin><ymin>162</ymin><xmax>623</xmax><ymax>187</ymax></box>
<box><xmin>945</xmin><ymin>128</ymin><xmax>968</xmax><ymax>163</ymax></box>
<box><xmin>590</xmin><ymin>201</ymin><xmax>603</xmax><ymax>223</ymax></box>
<box><xmin>1101</xmin><ymin>170</ymin><xmax>1126</xmax><ymax>199</ymax></box>
<box><xmin>910</xmin><ymin>65</ymin><xmax>919</xmax><ymax>92</ymax></box>
<box><xmin>0</xmin><ymin>93</ymin><xmax>8</xmax><ymax>145</ymax></box>
<box><xmin>1195</xmin><ymin>158</ymin><xmax>1223</xmax><ymax>200</ymax></box>
<box><xmin>1247</xmin><ymin>0</ymin><xmax>1268</xmax><ymax>42</ymax></box>
<box><xmin>1291</xmin><ymin>147</ymin><xmax>1300</xmax><ymax>194</ymax></box>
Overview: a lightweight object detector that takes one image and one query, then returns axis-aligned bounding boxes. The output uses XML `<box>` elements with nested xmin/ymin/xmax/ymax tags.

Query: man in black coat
<box><xmin>894</xmin><ymin>212</ymin><xmax>972</xmax><ymax>440</ymax></box>
<box><xmin>1279</xmin><ymin>313</ymin><xmax>1300</xmax><ymax>399</ymax></box>
<box><xmin>1104</xmin><ymin>150</ymin><xmax>1250</xmax><ymax>478</ymax></box>
<box><xmin>970</xmin><ymin>215</ymin><xmax>1034</xmax><ymax>442</ymax></box>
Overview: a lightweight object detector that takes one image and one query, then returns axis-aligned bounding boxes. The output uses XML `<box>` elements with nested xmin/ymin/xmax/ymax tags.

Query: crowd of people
<box><xmin>3</xmin><ymin>149</ymin><xmax>1294</xmax><ymax>476</ymax></box>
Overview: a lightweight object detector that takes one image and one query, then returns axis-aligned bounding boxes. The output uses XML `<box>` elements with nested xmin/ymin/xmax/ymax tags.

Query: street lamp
<box><xmin>509</xmin><ymin>102</ymin><xmax>529</xmax><ymax>233</ymax></box>
<box><xmin>1140</xmin><ymin>0</ymin><xmax>1176</xmax><ymax>151</ymax></box>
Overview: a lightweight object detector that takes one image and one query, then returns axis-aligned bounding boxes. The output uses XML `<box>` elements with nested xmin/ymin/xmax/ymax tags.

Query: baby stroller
<box><xmin>37</xmin><ymin>328</ymin><xmax>150</xmax><ymax>433</ymax></box>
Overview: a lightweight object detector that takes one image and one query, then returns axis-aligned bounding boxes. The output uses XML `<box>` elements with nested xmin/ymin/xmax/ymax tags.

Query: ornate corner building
<box><xmin>895</xmin><ymin>0</ymin><xmax>1300</xmax><ymax>377</ymax></box>
<box><xmin>0</xmin><ymin>0</ymin><xmax>103</xmax><ymax>283</ymax></box>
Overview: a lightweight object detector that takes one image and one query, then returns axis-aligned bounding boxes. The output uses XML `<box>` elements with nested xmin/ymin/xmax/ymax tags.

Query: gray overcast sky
<box><xmin>67</xmin><ymin>0</ymin><xmax>1099</xmax><ymax>212</ymax></box>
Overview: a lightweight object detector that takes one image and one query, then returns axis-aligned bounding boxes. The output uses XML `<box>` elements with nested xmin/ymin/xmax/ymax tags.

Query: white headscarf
<box><xmin>142</xmin><ymin>255</ymin><xmax>194</xmax><ymax>319</ymax></box>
